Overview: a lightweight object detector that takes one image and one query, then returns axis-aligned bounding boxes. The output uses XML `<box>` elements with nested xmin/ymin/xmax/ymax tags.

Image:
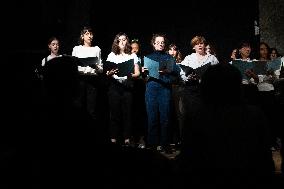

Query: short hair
<box><xmin>238</xmin><ymin>41</ymin><xmax>251</xmax><ymax>50</ymax></box>
<box><xmin>79</xmin><ymin>26</ymin><xmax>93</xmax><ymax>45</ymax></box>
<box><xmin>150</xmin><ymin>33</ymin><xmax>168</xmax><ymax>52</ymax></box>
<box><xmin>151</xmin><ymin>33</ymin><xmax>167</xmax><ymax>46</ymax></box>
<box><xmin>191</xmin><ymin>36</ymin><xmax>206</xmax><ymax>47</ymax></box>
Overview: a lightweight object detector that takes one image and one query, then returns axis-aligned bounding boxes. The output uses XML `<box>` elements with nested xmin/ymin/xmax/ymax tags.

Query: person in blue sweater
<box><xmin>143</xmin><ymin>33</ymin><xmax>177</xmax><ymax>153</ymax></box>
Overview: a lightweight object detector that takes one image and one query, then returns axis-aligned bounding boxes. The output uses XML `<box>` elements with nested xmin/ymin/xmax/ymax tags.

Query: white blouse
<box><xmin>72</xmin><ymin>45</ymin><xmax>102</xmax><ymax>73</ymax></box>
<box><xmin>180</xmin><ymin>53</ymin><xmax>219</xmax><ymax>82</ymax></box>
<box><xmin>106</xmin><ymin>52</ymin><xmax>139</xmax><ymax>81</ymax></box>
<box><xmin>72</xmin><ymin>45</ymin><xmax>101</xmax><ymax>61</ymax></box>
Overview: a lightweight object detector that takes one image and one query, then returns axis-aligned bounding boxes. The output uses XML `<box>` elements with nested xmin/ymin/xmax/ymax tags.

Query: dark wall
<box><xmin>7</xmin><ymin>0</ymin><xmax>258</xmax><ymax>62</ymax></box>
<box><xmin>259</xmin><ymin>0</ymin><xmax>284</xmax><ymax>55</ymax></box>
<box><xmin>92</xmin><ymin>1</ymin><xmax>259</xmax><ymax>62</ymax></box>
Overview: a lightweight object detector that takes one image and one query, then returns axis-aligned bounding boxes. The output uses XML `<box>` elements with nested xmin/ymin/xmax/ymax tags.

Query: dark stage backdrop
<box><xmin>6</xmin><ymin>0</ymin><xmax>259</xmax><ymax>64</ymax></box>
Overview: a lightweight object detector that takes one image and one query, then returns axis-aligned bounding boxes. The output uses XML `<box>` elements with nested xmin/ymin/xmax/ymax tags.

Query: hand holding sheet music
<box><xmin>252</xmin><ymin>61</ymin><xmax>267</xmax><ymax>75</ymax></box>
<box><xmin>179</xmin><ymin>63</ymin><xmax>210</xmax><ymax>77</ymax></box>
<box><xmin>267</xmin><ymin>57</ymin><xmax>282</xmax><ymax>72</ymax></box>
<box><xmin>178</xmin><ymin>64</ymin><xmax>201</xmax><ymax>85</ymax></box>
<box><xmin>103</xmin><ymin>59</ymin><xmax>134</xmax><ymax>77</ymax></box>
<box><xmin>106</xmin><ymin>67</ymin><xmax>119</xmax><ymax>76</ymax></box>
<box><xmin>143</xmin><ymin>56</ymin><xmax>175</xmax><ymax>79</ymax></box>
<box><xmin>232</xmin><ymin>58</ymin><xmax>282</xmax><ymax>79</ymax></box>
<box><xmin>232</xmin><ymin>60</ymin><xmax>253</xmax><ymax>79</ymax></box>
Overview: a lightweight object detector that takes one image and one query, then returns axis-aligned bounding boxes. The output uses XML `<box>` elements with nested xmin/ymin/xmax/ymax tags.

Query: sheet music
<box><xmin>104</xmin><ymin>59</ymin><xmax>134</xmax><ymax>77</ymax></box>
<box><xmin>143</xmin><ymin>56</ymin><xmax>175</xmax><ymax>79</ymax></box>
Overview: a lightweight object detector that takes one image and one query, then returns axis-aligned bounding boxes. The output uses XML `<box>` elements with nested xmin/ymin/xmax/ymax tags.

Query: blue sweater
<box><xmin>145</xmin><ymin>51</ymin><xmax>177</xmax><ymax>84</ymax></box>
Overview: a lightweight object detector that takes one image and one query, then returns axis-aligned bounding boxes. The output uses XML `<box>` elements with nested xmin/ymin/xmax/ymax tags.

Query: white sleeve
<box><xmin>180</xmin><ymin>68</ymin><xmax>188</xmax><ymax>82</ymax></box>
<box><xmin>179</xmin><ymin>56</ymin><xmax>191</xmax><ymax>82</ymax></box>
<box><xmin>41</xmin><ymin>58</ymin><xmax>46</xmax><ymax>67</ymax></box>
<box><xmin>98</xmin><ymin>49</ymin><xmax>102</xmax><ymax>64</ymax></box>
<box><xmin>132</xmin><ymin>53</ymin><xmax>139</xmax><ymax>64</ymax></box>
<box><xmin>274</xmin><ymin>58</ymin><xmax>284</xmax><ymax>78</ymax></box>
<box><xmin>72</xmin><ymin>46</ymin><xmax>78</xmax><ymax>57</ymax></box>
<box><xmin>106</xmin><ymin>52</ymin><xmax>115</xmax><ymax>62</ymax></box>
<box><xmin>180</xmin><ymin>55</ymin><xmax>190</xmax><ymax>66</ymax></box>
<box><xmin>96</xmin><ymin>48</ymin><xmax>103</xmax><ymax>73</ymax></box>
<box><xmin>94</xmin><ymin>46</ymin><xmax>102</xmax><ymax>64</ymax></box>
<box><xmin>211</xmin><ymin>55</ymin><xmax>219</xmax><ymax>65</ymax></box>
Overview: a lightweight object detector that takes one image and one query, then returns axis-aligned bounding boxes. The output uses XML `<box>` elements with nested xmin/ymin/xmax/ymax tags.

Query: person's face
<box><xmin>231</xmin><ymin>49</ymin><xmax>237</xmax><ymax>59</ymax></box>
<box><xmin>118</xmin><ymin>35</ymin><xmax>127</xmax><ymax>50</ymax></box>
<box><xmin>153</xmin><ymin>36</ymin><xmax>165</xmax><ymax>51</ymax></box>
<box><xmin>82</xmin><ymin>31</ymin><xmax>93</xmax><ymax>45</ymax></box>
<box><xmin>270</xmin><ymin>49</ymin><xmax>277</xmax><ymax>60</ymax></box>
<box><xmin>131</xmin><ymin>43</ymin><xmax>139</xmax><ymax>54</ymax></box>
<box><xmin>168</xmin><ymin>47</ymin><xmax>177</xmax><ymax>57</ymax></box>
<box><xmin>48</xmin><ymin>39</ymin><xmax>59</xmax><ymax>54</ymax></box>
<box><xmin>193</xmin><ymin>42</ymin><xmax>205</xmax><ymax>54</ymax></box>
<box><xmin>239</xmin><ymin>46</ymin><xmax>251</xmax><ymax>59</ymax></box>
<box><xmin>260</xmin><ymin>44</ymin><xmax>269</xmax><ymax>59</ymax></box>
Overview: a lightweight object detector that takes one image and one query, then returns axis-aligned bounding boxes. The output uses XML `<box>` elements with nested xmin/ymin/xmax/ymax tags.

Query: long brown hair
<box><xmin>168</xmin><ymin>43</ymin><xmax>183</xmax><ymax>63</ymax></box>
<box><xmin>111</xmin><ymin>32</ymin><xmax>132</xmax><ymax>55</ymax></box>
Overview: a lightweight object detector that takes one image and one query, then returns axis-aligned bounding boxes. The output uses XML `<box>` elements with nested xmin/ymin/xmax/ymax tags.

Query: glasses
<box><xmin>155</xmin><ymin>41</ymin><xmax>165</xmax><ymax>45</ymax></box>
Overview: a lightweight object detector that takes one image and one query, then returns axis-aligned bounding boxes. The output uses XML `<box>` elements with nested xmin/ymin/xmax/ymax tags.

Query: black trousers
<box><xmin>108</xmin><ymin>82</ymin><xmax>133</xmax><ymax>140</ymax></box>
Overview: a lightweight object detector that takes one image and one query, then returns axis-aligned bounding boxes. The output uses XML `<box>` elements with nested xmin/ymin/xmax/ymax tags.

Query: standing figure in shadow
<box><xmin>40</xmin><ymin>55</ymin><xmax>111</xmax><ymax>185</ymax></box>
<box><xmin>176</xmin><ymin>63</ymin><xmax>274</xmax><ymax>188</ymax></box>
<box><xmin>131</xmin><ymin>39</ymin><xmax>147</xmax><ymax>148</ymax></box>
<box><xmin>167</xmin><ymin>43</ymin><xmax>183</xmax><ymax>147</ymax></box>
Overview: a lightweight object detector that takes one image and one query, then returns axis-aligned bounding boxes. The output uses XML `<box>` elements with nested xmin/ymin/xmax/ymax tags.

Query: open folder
<box><xmin>143</xmin><ymin>56</ymin><xmax>175</xmax><ymax>79</ymax></box>
<box><xmin>103</xmin><ymin>59</ymin><xmax>134</xmax><ymax>77</ymax></box>
<box><xmin>78</xmin><ymin>57</ymin><xmax>99</xmax><ymax>68</ymax></box>
<box><xmin>267</xmin><ymin>57</ymin><xmax>282</xmax><ymax>71</ymax></box>
<box><xmin>232</xmin><ymin>59</ymin><xmax>282</xmax><ymax>79</ymax></box>
<box><xmin>179</xmin><ymin>63</ymin><xmax>211</xmax><ymax>77</ymax></box>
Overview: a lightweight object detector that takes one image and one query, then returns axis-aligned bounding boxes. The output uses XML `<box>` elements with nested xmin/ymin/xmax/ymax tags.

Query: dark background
<box><xmin>5</xmin><ymin>0</ymin><xmax>259</xmax><ymax>62</ymax></box>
